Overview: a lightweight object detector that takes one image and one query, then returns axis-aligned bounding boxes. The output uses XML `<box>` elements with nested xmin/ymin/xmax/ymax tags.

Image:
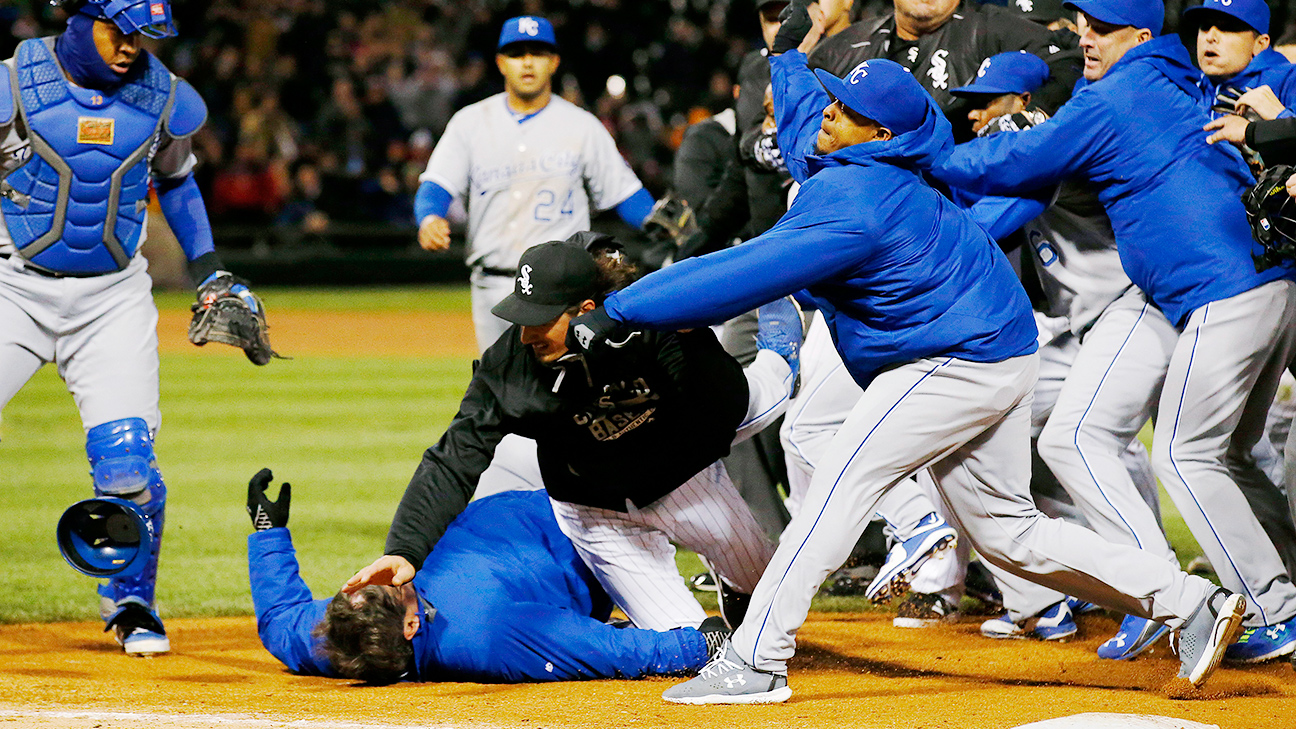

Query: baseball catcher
<box><xmin>188</xmin><ymin>272</ymin><xmax>281</xmax><ymax>365</ymax></box>
<box><xmin>1243</xmin><ymin>164</ymin><xmax>1296</xmax><ymax>271</ymax></box>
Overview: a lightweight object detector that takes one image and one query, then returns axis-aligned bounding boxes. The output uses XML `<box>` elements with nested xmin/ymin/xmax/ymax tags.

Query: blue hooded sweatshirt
<box><xmin>248</xmin><ymin>490</ymin><xmax>707</xmax><ymax>682</ymax></box>
<box><xmin>934</xmin><ymin>35</ymin><xmax>1293</xmax><ymax>328</ymax></box>
<box><xmin>604</xmin><ymin>50</ymin><xmax>1037</xmax><ymax>390</ymax></box>
<box><xmin>1199</xmin><ymin>48</ymin><xmax>1296</xmax><ymax>119</ymax></box>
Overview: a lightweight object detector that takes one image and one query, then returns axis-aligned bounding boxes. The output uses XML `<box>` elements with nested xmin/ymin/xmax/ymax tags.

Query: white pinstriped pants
<box><xmin>548</xmin><ymin>350</ymin><xmax>793</xmax><ymax>631</ymax></box>
<box><xmin>734</xmin><ymin>353</ymin><xmax>1216</xmax><ymax>674</ymax></box>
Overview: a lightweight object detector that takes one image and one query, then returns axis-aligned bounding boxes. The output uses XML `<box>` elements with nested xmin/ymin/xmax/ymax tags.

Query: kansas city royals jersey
<box><xmin>420</xmin><ymin>94</ymin><xmax>642</xmax><ymax>271</ymax></box>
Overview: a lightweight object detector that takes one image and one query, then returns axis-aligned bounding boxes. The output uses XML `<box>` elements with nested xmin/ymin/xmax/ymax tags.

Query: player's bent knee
<box><xmin>86</xmin><ymin>417</ymin><xmax>166</xmax><ymax>514</ymax></box>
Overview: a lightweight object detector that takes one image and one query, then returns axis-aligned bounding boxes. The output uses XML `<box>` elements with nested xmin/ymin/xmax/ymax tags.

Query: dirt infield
<box><xmin>10</xmin><ymin>306</ymin><xmax>1272</xmax><ymax>727</ymax></box>
<box><xmin>156</xmin><ymin>309</ymin><xmax>479</xmax><ymax>359</ymax></box>
<box><xmin>1</xmin><ymin>612</ymin><xmax>1291</xmax><ymax>729</ymax></box>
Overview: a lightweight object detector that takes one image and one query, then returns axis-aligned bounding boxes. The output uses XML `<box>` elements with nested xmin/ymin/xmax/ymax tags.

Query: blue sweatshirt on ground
<box><xmin>934</xmin><ymin>35</ymin><xmax>1294</xmax><ymax>328</ymax></box>
<box><xmin>603</xmin><ymin>50</ymin><xmax>1037</xmax><ymax>389</ymax></box>
<box><xmin>248</xmin><ymin>490</ymin><xmax>707</xmax><ymax>682</ymax></box>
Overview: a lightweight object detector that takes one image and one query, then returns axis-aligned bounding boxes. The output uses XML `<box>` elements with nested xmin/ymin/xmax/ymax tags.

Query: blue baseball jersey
<box><xmin>249</xmin><ymin>490</ymin><xmax>707</xmax><ymax>682</ymax></box>
<box><xmin>934</xmin><ymin>35</ymin><xmax>1294</xmax><ymax>328</ymax></box>
<box><xmin>604</xmin><ymin>51</ymin><xmax>1037</xmax><ymax>390</ymax></box>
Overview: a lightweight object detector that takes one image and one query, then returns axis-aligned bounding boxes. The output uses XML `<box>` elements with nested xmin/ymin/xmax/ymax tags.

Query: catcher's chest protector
<box><xmin>2</xmin><ymin>38</ymin><xmax>174</xmax><ymax>275</ymax></box>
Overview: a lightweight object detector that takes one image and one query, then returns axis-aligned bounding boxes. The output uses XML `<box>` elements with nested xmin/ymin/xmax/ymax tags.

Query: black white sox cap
<box><xmin>491</xmin><ymin>241</ymin><xmax>602</xmax><ymax>326</ymax></box>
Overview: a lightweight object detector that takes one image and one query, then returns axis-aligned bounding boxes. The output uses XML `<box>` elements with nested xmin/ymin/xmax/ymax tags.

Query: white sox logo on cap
<box><xmin>519</xmin><ymin>17</ymin><xmax>540</xmax><ymax>35</ymax></box>
<box><xmin>518</xmin><ymin>264</ymin><xmax>534</xmax><ymax>295</ymax></box>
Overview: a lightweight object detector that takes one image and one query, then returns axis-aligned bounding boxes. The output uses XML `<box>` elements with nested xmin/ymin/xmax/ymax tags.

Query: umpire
<box><xmin>345</xmin><ymin>232</ymin><xmax>801</xmax><ymax>633</ymax></box>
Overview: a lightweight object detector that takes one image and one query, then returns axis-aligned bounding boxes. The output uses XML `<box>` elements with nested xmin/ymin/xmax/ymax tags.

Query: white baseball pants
<box><xmin>733</xmin><ymin>353</ymin><xmax>1217</xmax><ymax>673</ymax></box>
<box><xmin>780</xmin><ymin>315</ymin><xmax>962</xmax><ymax>598</ymax></box>
<box><xmin>1152</xmin><ymin>279</ymin><xmax>1296</xmax><ymax>626</ymax></box>
<box><xmin>0</xmin><ymin>255</ymin><xmax>160</xmax><ymax>434</ymax></box>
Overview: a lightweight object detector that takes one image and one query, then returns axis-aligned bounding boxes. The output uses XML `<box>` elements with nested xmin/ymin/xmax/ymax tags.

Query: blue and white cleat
<box><xmin>756</xmin><ymin>297</ymin><xmax>804</xmax><ymax>385</ymax></box>
<box><xmin>662</xmin><ymin>642</ymin><xmax>791</xmax><ymax>704</ymax></box>
<box><xmin>1065</xmin><ymin>596</ymin><xmax>1103</xmax><ymax>615</ymax></box>
<box><xmin>1097</xmin><ymin>614</ymin><xmax>1170</xmax><ymax>660</ymax></box>
<box><xmin>104</xmin><ymin>599</ymin><xmax>170</xmax><ymax>657</ymax></box>
<box><xmin>1224</xmin><ymin>619</ymin><xmax>1296</xmax><ymax>664</ymax></box>
<box><xmin>981</xmin><ymin>600</ymin><xmax>1077</xmax><ymax>641</ymax></box>
<box><xmin>1175</xmin><ymin>588</ymin><xmax>1246</xmax><ymax>687</ymax></box>
<box><xmin>865</xmin><ymin>512</ymin><xmax>957</xmax><ymax>604</ymax></box>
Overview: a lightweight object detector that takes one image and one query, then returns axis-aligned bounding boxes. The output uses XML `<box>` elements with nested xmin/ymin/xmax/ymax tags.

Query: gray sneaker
<box><xmin>662</xmin><ymin>642</ymin><xmax>792</xmax><ymax>704</ymax></box>
<box><xmin>1174</xmin><ymin>588</ymin><xmax>1246</xmax><ymax>687</ymax></box>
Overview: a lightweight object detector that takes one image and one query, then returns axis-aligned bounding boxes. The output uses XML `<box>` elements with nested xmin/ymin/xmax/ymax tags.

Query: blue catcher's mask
<box><xmin>78</xmin><ymin>0</ymin><xmax>176</xmax><ymax>39</ymax></box>
<box><xmin>57</xmin><ymin>497</ymin><xmax>157</xmax><ymax>578</ymax></box>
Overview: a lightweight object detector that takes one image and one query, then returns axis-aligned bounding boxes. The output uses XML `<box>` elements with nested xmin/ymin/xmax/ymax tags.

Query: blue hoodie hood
<box><xmin>806</xmin><ymin>92</ymin><xmax>954</xmax><ymax>175</ymax></box>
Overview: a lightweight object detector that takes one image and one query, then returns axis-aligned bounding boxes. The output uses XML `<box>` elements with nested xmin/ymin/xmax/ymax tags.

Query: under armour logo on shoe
<box><xmin>724</xmin><ymin>675</ymin><xmax>747</xmax><ymax>688</ymax></box>
<box><xmin>1266</xmin><ymin>626</ymin><xmax>1286</xmax><ymax>641</ymax></box>
<box><xmin>518</xmin><ymin>264</ymin><xmax>534</xmax><ymax>295</ymax></box>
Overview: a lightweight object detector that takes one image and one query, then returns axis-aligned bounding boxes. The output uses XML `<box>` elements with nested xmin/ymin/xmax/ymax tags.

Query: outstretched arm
<box><xmin>245</xmin><ymin>470</ymin><xmax>335</xmax><ymax>676</ymax></box>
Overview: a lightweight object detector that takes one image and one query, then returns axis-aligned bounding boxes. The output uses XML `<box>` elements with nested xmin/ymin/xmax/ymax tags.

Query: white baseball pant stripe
<box><xmin>0</xmin><ymin>255</ymin><xmax>160</xmax><ymax>434</ymax></box>
<box><xmin>780</xmin><ymin>314</ymin><xmax>964</xmax><ymax>594</ymax></box>
<box><xmin>470</xmin><ymin>269</ymin><xmax>516</xmax><ymax>355</ymax></box>
<box><xmin>734</xmin><ymin>353</ymin><xmax>1215</xmax><ymax>673</ymax></box>
<box><xmin>1153</xmin><ymin>279</ymin><xmax>1296</xmax><ymax>626</ymax></box>
<box><xmin>466</xmin><ymin>269</ymin><xmax>547</xmax><ymax>499</ymax></box>
<box><xmin>549</xmin><ymin>461</ymin><xmax>776</xmax><ymax>630</ymax></box>
<box><xmin>1038</xmin><ymin>289</ymin><xmax>1177</xmax><ymax>562</ymax></box>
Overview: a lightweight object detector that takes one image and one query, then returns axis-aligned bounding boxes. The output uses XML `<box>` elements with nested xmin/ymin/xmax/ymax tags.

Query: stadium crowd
<box><xmin>5</xmin><ymin>0</ymin><xmax>1281</xmax><ymax>237</ymax></box>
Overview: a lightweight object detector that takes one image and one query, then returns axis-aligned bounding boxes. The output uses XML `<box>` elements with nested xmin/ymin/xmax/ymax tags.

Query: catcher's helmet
<box><xmin>1242</xmin><ymin>164</ymin><xmax>1296</xmax><ymax>272</ymax></box>
<box><xmin>60</xmin><ymin>0</ymin><xmax>177</xmax><ymax>39</ymax></box>
<box><xmin>57</xmin><ymin>497</ymin><xmax>156</xmax><ymax>578</ymax></box>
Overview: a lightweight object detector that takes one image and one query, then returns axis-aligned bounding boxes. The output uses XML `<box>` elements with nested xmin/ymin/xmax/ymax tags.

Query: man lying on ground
<box><xmin>245</xmin><ymin>470</ymin><xmax>727</xmax><ymax>683</ymax></box>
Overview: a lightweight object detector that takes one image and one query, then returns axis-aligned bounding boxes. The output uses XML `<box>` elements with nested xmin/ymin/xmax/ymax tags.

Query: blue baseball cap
<box><xmin>951</xmin><ymin>51</ymin><xmax>1051</xmax><ymax>97</ymax></box>
<box><xmin>1182</xmin><ymin>0</ymin><xmax>1269</xmax><ymax>35</ymax></box>
<box><xmin>813</xmin><ymin>60</ymin><xmax>930</xmax><ymax>136</ymax></box>
<box><xmin>1063</xmin><ymin>0</ymin><xmax>1165</xmax><ymax>35</ymax></box>
<box><xmin>497</xmin><ymin>16</ymin><xmax>558</xmax><ymax>51</ymax></box>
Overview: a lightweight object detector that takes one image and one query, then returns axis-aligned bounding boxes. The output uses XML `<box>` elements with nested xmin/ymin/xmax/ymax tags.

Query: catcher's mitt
<box><xmin>188</xmin><ymin>272</ymin><xmax>282</xmax><ymax>365</ymax></box>
<box><xmin>642</xmin><ymin>193</ymin><xmax>700</xmax><ymax>250</ymax></box>
<box><xmin>1242</xmin><ymin>164</ymin><xmax>1296</xmax><ymax>272</ymax></box>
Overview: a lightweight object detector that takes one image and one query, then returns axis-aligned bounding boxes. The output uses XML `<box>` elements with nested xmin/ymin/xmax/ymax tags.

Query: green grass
<box><xmin>0</xmin><ymin>287</ymin><xmax>1206</xmax><ymax>624</ymax></box>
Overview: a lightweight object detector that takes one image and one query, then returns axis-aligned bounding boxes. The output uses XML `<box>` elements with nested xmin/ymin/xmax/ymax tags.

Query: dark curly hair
<box><xmin>314</xmin><ymin>586</ymin><xmax>412</xmax><ymax>684</ymax></box>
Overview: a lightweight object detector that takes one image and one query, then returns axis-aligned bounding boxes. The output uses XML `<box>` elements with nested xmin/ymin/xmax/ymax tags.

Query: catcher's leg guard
<box><xmin>86</xmin><ymin>418</ymin><xmax>166</xmax><ymax>616</ymax></box>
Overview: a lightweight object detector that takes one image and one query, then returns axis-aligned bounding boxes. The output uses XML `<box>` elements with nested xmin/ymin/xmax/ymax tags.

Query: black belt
<box><xmin>0</xmin><ymin>252</ymin><xmax>91</xmax><ymax>278</ymax></box>
<box><xmin>477</xmin><ymin>266</ymin><xmax>517</xmax><ymax>278</ymax></box>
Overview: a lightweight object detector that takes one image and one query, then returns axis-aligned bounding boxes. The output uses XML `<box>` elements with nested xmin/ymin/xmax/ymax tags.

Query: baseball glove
<box><xmin>642</xmin><ymin>193</ymin><xmax>700</xmax><ymax>250</ymax></box>
<box><xmin>1242</xmin><ymin>164</ymin><xmax>1296</xmax><ymax>272</ymax></box>
<box><xmin>188</xmin><ymin>272</ymin><xmax>281</xmax><ymax>365</ymax></box>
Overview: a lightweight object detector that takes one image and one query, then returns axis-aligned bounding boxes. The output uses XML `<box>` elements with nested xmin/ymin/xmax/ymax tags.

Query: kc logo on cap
<box><xmin>518</xmin><ymin>17</ymin><xmax>540</xmax><ymax>35</ymax></box>
<box><xmin>848</xmin><ymin>63</ymin><xmax>870</xmax><ymax>85</ymax></box>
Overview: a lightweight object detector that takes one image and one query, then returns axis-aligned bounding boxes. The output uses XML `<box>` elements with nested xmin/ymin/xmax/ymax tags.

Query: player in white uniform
<box><xmin>0</xmin><ymin>0</ymin><xmax>267</xmax><ymax>655</ymax></box>
<box><xmin>412</xmin><ymin>16</ymin><xmax>654</xmax><ymax>500</ymax></box>
<box><xmin>414</xmin><ymin>15</ymin><xmax>652</xmax><ymax>355</ymax></box>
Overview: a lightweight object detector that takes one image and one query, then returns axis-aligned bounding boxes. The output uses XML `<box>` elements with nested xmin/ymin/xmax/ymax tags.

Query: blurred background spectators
<box><xmin>1</xmin><ymin>0</ymin><xmax>1290</xmax><ymax>282</ymax></box>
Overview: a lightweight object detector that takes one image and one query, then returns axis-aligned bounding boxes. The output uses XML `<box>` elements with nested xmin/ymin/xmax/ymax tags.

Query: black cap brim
<box><xmin>491</xmin><ymin>295</ymin><xmax>570</xmax><ymax>326</ymax></box>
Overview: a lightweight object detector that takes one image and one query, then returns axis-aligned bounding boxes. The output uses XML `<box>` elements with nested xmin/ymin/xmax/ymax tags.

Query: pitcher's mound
<box><xmin>1014</xmin><ymin>714</ymin><xmax>1217</xmax><ymax>729</ymax></box>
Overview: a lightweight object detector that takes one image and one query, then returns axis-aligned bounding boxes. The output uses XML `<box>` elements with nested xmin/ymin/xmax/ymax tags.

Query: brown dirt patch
<box><xmin>1</xmin><ymin>612</ymin><xmax>1291</xmax><ymax>729</ymax></box>
<box><xmin>157</xmin><ymin>310</ymin><xmax>478</xmax><ymax>359</ymax></box>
